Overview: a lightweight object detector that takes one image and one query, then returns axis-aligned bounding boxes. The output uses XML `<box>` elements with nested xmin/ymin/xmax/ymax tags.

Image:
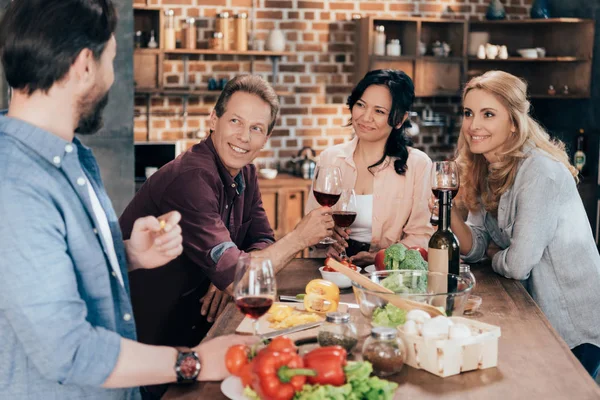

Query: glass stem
<box><xmin>252</xmin><ymin>318</ymin><xmax>259</xmax><ymax>337</ymax></box>
<box><xmin>340</xmin><ymin>249</ymin><xmax>347</xmax><ymax>260</ymax></box>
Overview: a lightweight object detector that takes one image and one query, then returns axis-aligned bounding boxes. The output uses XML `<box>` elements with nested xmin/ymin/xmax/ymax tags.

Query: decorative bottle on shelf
<box><xmin>373</xmin><ymin>25</ymin><xmax>386</xmax><ymax>56</ymax></box>
<box><xmin>163</xmin><ymin>10</ymin><xmax>176</xmax><ymax>50</ymax></box>
<box><xmin>428</xmin><ymin>191</ymin><xmax>460</xmax><ymax>307</ymax></box>
<box><xmin>531</xmin><ymin>0</ymin><xmax>550</xmax><ymax>19</ymax></box>
<box><xmin>147</xmin><ymin>30</ymin><xmax>158</xmax><ymax>49</ymax></box>
<box><xmin>574</xmin><ymin>128</ymin><xmax>587</xmax><ymax>175</ymax></box>
<box><xmin>486</xmin><ymin>0</ymin><xmax>506</xmax><ymax>20</ymax></box>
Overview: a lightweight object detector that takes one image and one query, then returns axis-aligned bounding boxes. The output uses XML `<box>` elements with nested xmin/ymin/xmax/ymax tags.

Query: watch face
<box><xmin>178</xmin><ymin>353</ymin><xmax>200</xmax><ymax>380</ymax></box>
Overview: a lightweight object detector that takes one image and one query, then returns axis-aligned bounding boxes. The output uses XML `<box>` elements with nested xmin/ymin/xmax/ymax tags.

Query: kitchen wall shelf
<box><xmin>354</xmin><ymin>17</ymin><xmax>594</xmax><ymax>98</ymax></box>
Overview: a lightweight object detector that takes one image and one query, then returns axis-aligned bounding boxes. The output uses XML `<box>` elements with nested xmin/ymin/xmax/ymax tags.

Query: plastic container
<box><xmin>397</xmin><ymin>316</ymin><xmax>501</xmax><ymax>377</ymax></box>
<box><xmin>317</xmin><ymin>312</ymin><xmax>358</xmax><ymax>353</ymax></box>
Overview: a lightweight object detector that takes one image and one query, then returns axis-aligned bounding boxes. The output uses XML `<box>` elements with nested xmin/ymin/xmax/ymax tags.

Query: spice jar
<box><xmin>210</xmin><ymin>32</ymin><xmax>224</xmax><ymax>50</ymax></box>
<box><xmin>373</xmin><ymin>25</ymin><xmax>386</xmax><ymax>56</ymax></box>
<box><xmin>362</xmin><ymin>327</ymin><xmax>405</xmax><ymax>377</ymax></box>
<box><xmin>317</xmin><ymin>312</ymin><xmax>358</xmax><ymax>353</ymax></box>
<box><xmin>216</xmin><ymin>12</ymin><xmax>231</xmax><ymax>51</ymax></box>
<box><xmin>164</xmin><ymin>9</ymin><xmax>176</xmax><ymax>50</ymax></box>
<box><xmin>181</xmin><ymin>18</ymin><xmax>196</xmax><ymax>49</ymax></box>
<box><xmin>234</xmin><ymin>13</ymin><xmax>248</xmax><ymax>51</ymax></box>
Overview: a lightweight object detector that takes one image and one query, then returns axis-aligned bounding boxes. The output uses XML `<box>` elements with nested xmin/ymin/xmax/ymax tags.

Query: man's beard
<box><xmin>75</xmin><ymin>92</ymin><xmax>110</xmax><ymax>135</ymax></box>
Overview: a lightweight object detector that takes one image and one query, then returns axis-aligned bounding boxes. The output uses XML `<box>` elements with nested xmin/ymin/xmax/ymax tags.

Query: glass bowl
<box><xmin>351</xmin><ymin>270</ymin><xmax>473</xmax><ymax>324</ymax></box>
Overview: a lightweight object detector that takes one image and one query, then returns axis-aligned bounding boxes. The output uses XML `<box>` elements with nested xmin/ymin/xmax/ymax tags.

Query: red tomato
<box><xmin>409</xmin><ymin>246</ymin><xmax>428</xmax><ymax>262</ymax></box>
<box><xmin>374</xmin><ymin>249</ymin><xmax>386</xmax><ymax>271</ymax></box>
<box><xmin>323</xmin><ymin>266</ymin><xmax>336</xmax><ymax>272</ymax></box>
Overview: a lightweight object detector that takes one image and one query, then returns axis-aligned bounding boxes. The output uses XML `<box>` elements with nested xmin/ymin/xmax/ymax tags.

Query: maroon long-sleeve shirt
<box><xmin>119</xmin><ymin>136</ymin><xmax>274</xmax><ymax>346</ymax></box>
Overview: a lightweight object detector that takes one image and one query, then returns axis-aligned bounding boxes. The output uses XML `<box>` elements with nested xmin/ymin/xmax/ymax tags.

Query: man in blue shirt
<box><xmin>0</xmin><ymin>1</ymin><xmax>253</xmax><ymax>399</ymax></box>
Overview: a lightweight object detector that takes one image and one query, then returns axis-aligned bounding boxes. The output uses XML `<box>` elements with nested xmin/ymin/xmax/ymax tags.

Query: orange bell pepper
<box><xmin>303</xmin><ymin>279</ymin><xmax>340</xmax><ymax>313</ymax></box>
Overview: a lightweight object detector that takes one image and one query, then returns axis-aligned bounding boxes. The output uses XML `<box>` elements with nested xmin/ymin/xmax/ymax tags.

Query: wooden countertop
<box><xmin>164</xmin><ymin>259</ymin><xmax>600</xmax><ymax>400</ymax></box>
<box><xmin>257</xmin><ymin>172</ymin><xmax>312</xmax><ymax>189</ymax></box>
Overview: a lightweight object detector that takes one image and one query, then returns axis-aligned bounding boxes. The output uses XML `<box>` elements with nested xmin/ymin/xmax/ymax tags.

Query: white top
<box><xmin>87</xmin><ymin>180</ymin><xmax>125</xmax><ymax>287</ymax></box>
<box><xmin>348</xmin><ymin>194</ymin><xmax>373</xmax><ymax>243</ymax></box>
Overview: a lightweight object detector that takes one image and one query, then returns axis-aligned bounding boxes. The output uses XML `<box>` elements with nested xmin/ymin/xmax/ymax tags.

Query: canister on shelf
<box><xmin>164</xmin><ymin>9</ymin><xmax>176</xmax><ymax>50</ymax></box>
<box><xmin>181</xmin><ymin>17</ymin><xmax>196</xmax><ymax>49</ymax></box>
<box><xmin>209</xmin><ymin>32</ymin><xmax>224</xmax><ymax>50</ymax></box>
<box><xmin>373</xmin><ymin>25</ymin><xmax>386</xmax><ymax>56</ymax></box>
<box><xmin>215</xmin><ymin>12</ymin><xmax>231</xmax><ymax>51</ymax></box>
<box><xmin>234</xmin><ymin>12</ymin><xmax>248</xmax><ymax>51</ymax></box>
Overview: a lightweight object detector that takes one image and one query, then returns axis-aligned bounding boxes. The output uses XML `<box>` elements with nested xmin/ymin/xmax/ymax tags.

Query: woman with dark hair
<box><xmin>307</xmin><ymin>69</ymin><xmax>434</xmax><ymax>266</ymax></box>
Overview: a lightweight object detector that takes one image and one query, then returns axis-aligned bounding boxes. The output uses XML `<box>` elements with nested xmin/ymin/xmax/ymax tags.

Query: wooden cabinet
<box><xmin>354</xmin><ymin>17</ymin><xmax>594</xmax><ymax>99</ymax></box>
<box><xmin>258</xmin><ymin>174</ymin><xmax>312</xmax><ymax>257</ymax></box>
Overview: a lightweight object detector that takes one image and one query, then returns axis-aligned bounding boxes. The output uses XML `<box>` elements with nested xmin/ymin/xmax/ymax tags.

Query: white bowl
<box><xmin>517</xmin><ymin>48</ymin><xmax>538</xmax><ymax>59</ymax></box>
<box><xmin>319</xmin><ymin>266</ymin><xmax>361</xmax><ymax>289</ymax></box>
<box><xmin>259</xmin><ymin>168</ymin><xmax>278</xmax><ymax>179</ymax></box>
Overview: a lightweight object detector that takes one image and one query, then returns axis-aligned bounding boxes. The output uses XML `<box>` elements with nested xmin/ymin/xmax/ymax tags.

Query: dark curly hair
<box><xmin>347</xmin><ymin>69</ymin><xmax>415</xmax><ymax>175</ymax></box>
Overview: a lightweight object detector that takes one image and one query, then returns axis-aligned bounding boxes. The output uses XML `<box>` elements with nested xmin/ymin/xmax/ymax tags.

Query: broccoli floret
<box><xmin>399</xmin><ymin>249</ymin><xmax>428</xmax><ymax>271</ymax></box>
<box><xmin>383</xmin><ymin>243</ymin><xmax>407</xmax><ymax>270</ymax></box>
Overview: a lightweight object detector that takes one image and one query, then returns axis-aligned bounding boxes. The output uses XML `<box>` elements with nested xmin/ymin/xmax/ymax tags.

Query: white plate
<box><xmin>364</xmin><ymin>264</ymin><xmax>376</xmax><ymax>274</ymax></box>
<box><xmin>221</xmin><ymin>376</ymin><xmax>248</xmax><ymax>400</ymax></box>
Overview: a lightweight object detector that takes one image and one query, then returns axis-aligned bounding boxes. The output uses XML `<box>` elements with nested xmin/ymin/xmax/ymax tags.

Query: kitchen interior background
<box><xmin>2</xmin><ymin>0</ymin><xmax>600</xmax><ymax>246</ymax></box>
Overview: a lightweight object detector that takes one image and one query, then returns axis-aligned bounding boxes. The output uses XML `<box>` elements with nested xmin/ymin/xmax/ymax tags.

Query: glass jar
<box><xmin>362</xmin><ymin>327</ymin><xmax>405</xmax><ymax>377</ymax></box>
<box><xmin>181</xmin><ymin>18</ymin><xmax>196</xmax><ymax>49</ymax></box>
<box><xmin>210</xmin><ymin>32</ymin><xmax>224</xmax><ymax>50</ymax></box>
<box><xmin>215</xmin><ymin>12</ymin><xmax>231</xmax><ymax>51</ymax></box>
<box><xmin>163</xmin><ymin>9</ymin><xmax>176</xmax><ymax>50</ymax></box>
<box><xmin>373</xmin><ymin>25</ymin><xmax>386</xmax><ymax>56</ymax></box>
<box><xmin>459</xmin><ymin>264</ymin><xmax>476</xmax><ymax>291</ymax></box>
<box><xmin>386</xmin><ymin>39</ymin><xmax>401</xmax><ymax>56</ymax></box>
<box><xmin>317</xmin><ymin>312</ymin><xmax>358</xmax><ymax>353</ymax></box>
<box><xmin>234</xmin><ymin>13</ymin><xmax>248</xmax><ymax>51</ymax></box>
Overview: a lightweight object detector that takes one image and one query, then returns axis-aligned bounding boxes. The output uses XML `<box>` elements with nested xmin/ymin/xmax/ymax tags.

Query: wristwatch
<box><xmin>174</xmin><ymin>349</ymin><xmax>201</xmax><ymax>383</ymax></box>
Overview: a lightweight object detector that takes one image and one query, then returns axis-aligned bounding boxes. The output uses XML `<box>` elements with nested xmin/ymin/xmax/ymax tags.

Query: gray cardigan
<box><xmin>462</xmin><ymin>147</ymin><xmax>600</xmax><ymax>350</ymax></box>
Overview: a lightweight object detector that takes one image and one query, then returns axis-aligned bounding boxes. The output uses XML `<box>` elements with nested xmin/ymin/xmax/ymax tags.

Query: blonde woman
<box><xmin>451</xmin><ymin>70</ymin><xmax>600</xmax><ymax>378</ymax></box>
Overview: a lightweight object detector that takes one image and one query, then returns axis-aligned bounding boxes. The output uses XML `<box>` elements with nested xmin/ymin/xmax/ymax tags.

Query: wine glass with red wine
<box><xmin>332</xmin><ymin>189</ymin><xmax>357</xmax><ymax>259</ymax></box>
<box><xmin>233</xmin><ymin>255</ymin><xmax>277</xmax><ymax>337</ymax></box>
<box><xmin>313</xmin><ymin>165</ymin><xmax>343</xmax><ymax>244</ymax></box>
<box><xmin>430</xmin><ymin>161</ymin><xmax>460</xmax><ymax>225</ymax></box>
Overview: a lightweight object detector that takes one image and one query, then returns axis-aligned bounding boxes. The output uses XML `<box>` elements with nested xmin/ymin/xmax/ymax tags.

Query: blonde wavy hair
<box><xmin>455</xmin><ymin>70</ymin><xmax>578</xmax><ymax>214</ymax></box>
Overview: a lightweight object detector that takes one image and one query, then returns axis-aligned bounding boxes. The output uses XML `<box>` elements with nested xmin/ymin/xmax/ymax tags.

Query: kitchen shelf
<box><xmin>133</xmin><ymin>4</ymin><xmax>163</xmax><ymax>11</ymax></box>
<box><xmin>135</xmin><ymin>88</ymin><xmax>295</xmax><ymax>97</ymax></box>
<box><xmin>419</xmin><ymin>56</ymin><xmax>464</xmax><ymax>62</ymax></box>
<box><xmin>162</xmin><ymin>49</ymin><xmax>294</xmax><ymax>57</ymax></box>
<box><xmin>371</xmin><ymin>55</ymin><xmax>416</xmax><ymax>62</ymax></box>
<box><xmin>468</xmin><ymin>57</ymin><xmax>589</xmax><ymax>62</ymax></box>
<box><xmin>469</xmin><ymin>18</ymin><xmax>589</xmax><ymax>25</ymax></box>
<box><xmin>530</xmin><ymin>93</ymin><xmax>589</xmax><ymax>99</ymax></box>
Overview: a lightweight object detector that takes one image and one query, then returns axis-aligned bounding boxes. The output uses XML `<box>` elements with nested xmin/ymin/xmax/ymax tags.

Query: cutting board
<box><xmin>235</xmin><ymin>302</ymin><xmax>348</xmax><ymax>336</ymax></box>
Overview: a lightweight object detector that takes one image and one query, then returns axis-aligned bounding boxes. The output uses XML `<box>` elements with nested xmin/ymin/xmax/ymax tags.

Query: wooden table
<box><xmin>164</xmin><ymin>259</ymin><xmax>600</xmax><ymax>400</ymax></box>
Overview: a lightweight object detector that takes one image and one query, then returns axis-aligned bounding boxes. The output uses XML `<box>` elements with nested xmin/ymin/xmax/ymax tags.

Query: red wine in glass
<box><xmin>314</xmin><ymin>190</ymin><xmax>341</xmax><ymax>207</ymax></box>
<box><xmin>235</xmin><ymin>296</ymin><xmax>274</xmax><ymax>319</ymax></box>
<box><xmin>432</xmin><ymin>188</ymin><xmax>459</xmax><ymax>200</ymax></box>
<box><xmin>332</xmin><ymin>211</ymin><xmax>357</xmax><ymax>228</ymax></box>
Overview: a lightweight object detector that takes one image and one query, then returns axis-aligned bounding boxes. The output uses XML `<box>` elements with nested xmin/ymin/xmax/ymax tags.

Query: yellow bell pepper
<box><xmin>303</xmin><ymin>279</ymin><xmax>340</xmax><ymax>313</ymax></box>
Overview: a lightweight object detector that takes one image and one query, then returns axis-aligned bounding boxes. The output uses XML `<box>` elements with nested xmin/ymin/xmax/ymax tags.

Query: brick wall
<box><xmin>134</xmin><ymin>0</ymin><xmax>531</xmax><ymax>164</ymax></box>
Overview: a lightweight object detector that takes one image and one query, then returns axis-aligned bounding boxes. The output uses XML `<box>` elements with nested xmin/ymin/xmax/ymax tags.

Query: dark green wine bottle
<box><xmin>427</xmin><ymin>191</ymin><xmax>460</xmax><ymax>312</ymax></box>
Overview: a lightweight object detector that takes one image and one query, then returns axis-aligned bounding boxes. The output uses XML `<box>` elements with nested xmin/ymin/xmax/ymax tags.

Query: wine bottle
<box><xmin>574</xmin><ymin>128</ymin><xmax>587</xmax><ymax>175</ymax></box>
<box><xmin>427</xmin><ymin>191</ymin><xmax>460</xmax><ymax>310</ymax></box>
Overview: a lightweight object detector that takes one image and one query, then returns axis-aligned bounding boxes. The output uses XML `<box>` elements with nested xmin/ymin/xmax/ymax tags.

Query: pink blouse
<box><xmin>307</xmin><ymin>137</ymin><xmax>434</xmax><ymax>251</ymax></box>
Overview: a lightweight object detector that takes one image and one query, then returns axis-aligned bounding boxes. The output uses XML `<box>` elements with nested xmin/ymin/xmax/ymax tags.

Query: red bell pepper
<box><xmin>302</xmin><ymin>346</ymin><xmax>347</xmax><ymax>386</ymax></box>
<box><xmin>251</xmin><ymin>350</ymin><xmax>317</xmax><ymax>400</ymax></box>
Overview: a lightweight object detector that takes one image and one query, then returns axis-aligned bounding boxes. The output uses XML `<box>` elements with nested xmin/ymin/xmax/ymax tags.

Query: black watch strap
<box><xmin>174</xmin><ymin>348</ymin><xmax>201</xmax><ymax>384</ymax></box>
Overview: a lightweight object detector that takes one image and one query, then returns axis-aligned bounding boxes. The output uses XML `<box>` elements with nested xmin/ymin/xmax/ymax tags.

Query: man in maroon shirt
<box><xmin>120</xmin><ymin>75</ymin><xmax>333</xmax><ymax>348</ymax></box>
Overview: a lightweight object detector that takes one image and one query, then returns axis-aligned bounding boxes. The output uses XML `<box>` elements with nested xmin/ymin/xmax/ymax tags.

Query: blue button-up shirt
<box><xmin>0</xmin><ymin>116</ymin><xmax>140</xmax><ymax>399</ymax></box>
